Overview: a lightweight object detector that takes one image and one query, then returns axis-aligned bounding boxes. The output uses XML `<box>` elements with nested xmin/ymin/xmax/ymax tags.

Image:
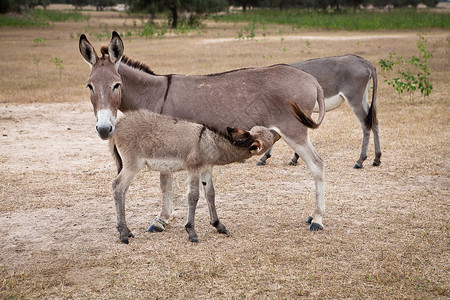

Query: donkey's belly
<box><xmin>313</xmin><ymin>93</ymin><xmax>346</xmax><ymax>112</ymax></box>
<box><xmin>145</xmin><ymin>158</ymin><xmax>185</xmax><ymax>172</ymax></box>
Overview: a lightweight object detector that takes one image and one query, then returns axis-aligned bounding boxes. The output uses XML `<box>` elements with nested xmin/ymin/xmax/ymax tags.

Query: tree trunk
<box><xmin>170</xmin><ymin>5</ymin><xmax>178</xmax><ymax>28</ymax></box>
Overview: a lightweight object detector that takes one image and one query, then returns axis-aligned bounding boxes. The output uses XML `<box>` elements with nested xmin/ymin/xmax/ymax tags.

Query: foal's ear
<box><xmin>227</xmin><ymin>127</ymin><xmax>250</xmax><ymax>140</ymax></box>
<box><xmin>79</xmin><ymin>34</ymin><xmax>98</xmax><ymax>67</ymax></box>
<box><xmin>108</xmin><ymin>31</ymin><xmax>124</xmax><ymax>70</ymax></box>
<box><xmin>249</xmin><ymin>140</ymin><xmax>262</xmax><ymax>154</ymax></box>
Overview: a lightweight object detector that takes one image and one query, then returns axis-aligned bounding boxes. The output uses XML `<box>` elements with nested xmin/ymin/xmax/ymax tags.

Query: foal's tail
<box><xmin>289</xmin><ymin>84</ymin><xmax>325</xmax><ymax>129</ymax></box>
<box><xmin>364</xmin><ymin>63</ymin><xmax>378</xmax><ymax>131</ymax></box>
<box><xmin>109</xmin><ymin>138</ymin><xmax>123</xmax><ymax>175</ymax></box>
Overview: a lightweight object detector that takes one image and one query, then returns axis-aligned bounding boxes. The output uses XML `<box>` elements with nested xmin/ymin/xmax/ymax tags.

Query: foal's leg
<box><xmin>185</xmin><ymin>172</ymin><xmax>200</xmax><ymax>242</ymax></box>
<box><xmin>201</xmin><ymin>169</ymin><xmax>227</xmax><ymax>234</ymax></box>
<box><xmin>112</xmin><ymin>162</ymin><xmax>143</xmax><ymax>244</ymax></box>
<box><xmin>257</xmin><ymin>146</ymin><xmax>273</xmax><ymax>166</ymax></box>
<box><xmin>284</xmin><ymin>135</ymin><xmax>325</xmax><ymax>231</ymax></box>
<box><xmin>147</xmin><ymin>172</ymin><xmax>173</xmax><ymax>232</ymax></box>
<box><xmin>289</xmin><ymin>153</ymin><xmax>300</xmax><ymax>166</ymax></box>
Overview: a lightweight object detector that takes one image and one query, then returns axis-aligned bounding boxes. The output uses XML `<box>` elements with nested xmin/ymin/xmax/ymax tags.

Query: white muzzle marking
<box><xmin>96</xmin><ymin>109</ymin><xmax>115</xmax><ymax>140</ymax></box>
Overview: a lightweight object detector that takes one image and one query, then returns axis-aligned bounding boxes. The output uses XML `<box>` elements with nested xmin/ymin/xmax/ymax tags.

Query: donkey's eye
<box><xmin>87</xmin><ymin>83</ymin><xmax>94</xmax><ymax>92</ymax></box>
<box><xmin>112</xmin><ymin>83</ymin><xmax>121</xmax><ymax>91</ymax></box>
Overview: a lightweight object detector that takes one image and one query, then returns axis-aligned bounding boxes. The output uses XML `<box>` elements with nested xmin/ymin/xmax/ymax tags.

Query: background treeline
<box><xmin>0</xmin><ymin>0</ymin><xmax>443</xmax><ymax>24</ymax></box>
<box><xmin>2</xmin><ymin>0</ymin><xmax>443</xmax><ymax>14</ymax></box>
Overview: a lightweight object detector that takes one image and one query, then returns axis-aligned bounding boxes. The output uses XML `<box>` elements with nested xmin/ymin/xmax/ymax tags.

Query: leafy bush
<box><xmin>379</xmin><ymin>34</ymin><xmax>433</xmax><ymax>101</ymax></box>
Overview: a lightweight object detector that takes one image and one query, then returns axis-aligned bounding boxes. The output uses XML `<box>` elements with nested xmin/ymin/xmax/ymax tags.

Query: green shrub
<box><xmin>379</xmin><ymin>34</ymin><xmax>433</xmax><ymax>101</ymax></box>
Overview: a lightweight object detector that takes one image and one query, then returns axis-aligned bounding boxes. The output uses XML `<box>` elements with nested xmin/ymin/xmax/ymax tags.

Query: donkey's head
<box><xmin>227</xmin><ymin>126</ymin><xmax>280</xmax><ymax>155</ymax></box>
<box><xmin>79</xmin><ymin>31</ymin><xmax>124</xmax><ymax>140</ymax></box>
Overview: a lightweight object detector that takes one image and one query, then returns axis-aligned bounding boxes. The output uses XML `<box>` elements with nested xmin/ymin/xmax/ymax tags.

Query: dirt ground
<box><xmin>0</xmin><ymin>11</ymin><xmax>449</xmax><ymax>299</ymax></box>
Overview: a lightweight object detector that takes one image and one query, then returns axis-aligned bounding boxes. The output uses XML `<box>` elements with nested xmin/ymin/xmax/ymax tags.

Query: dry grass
<box><xmin>0</xmin><ymin>11</ymin><xmax>449</xmax><ymax>299</ymax></box>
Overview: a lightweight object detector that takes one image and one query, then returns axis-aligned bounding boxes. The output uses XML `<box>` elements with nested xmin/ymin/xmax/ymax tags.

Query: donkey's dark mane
<box><xmin>100</xmin><ymin>46</ymin><xmax>157</xmax><ymax>75</ymax></box>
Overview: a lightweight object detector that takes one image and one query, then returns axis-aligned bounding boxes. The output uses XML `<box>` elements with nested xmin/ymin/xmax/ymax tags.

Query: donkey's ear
<box><xmin>227</xmin><ymin>127</ymin><xmax>250</xmax><ymax>140</ymax></box>
<box><xmin>108</xmin><ymin>31</ymin><xmax>124</xmax><ymax>69</ymax></box>
<box><xmin>249</xmin><ymin>140</ymin><xmax>262</xmax><ymax>154</ymax></box>
<box><xmin>79</xmin><ymin>34</ymin><xmax>98</xmax><ymax>67</ymax></box>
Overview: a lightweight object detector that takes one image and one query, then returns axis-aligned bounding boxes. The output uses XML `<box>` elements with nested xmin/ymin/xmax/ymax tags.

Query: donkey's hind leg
<box><xmin>372</xmin><ymin>122</ymin><xmax>382</xmax><ymax>166</ymax></box>
<box><xmin>147</xmin><ymin>172</ymin><xmax>173</xmax><ymax>232</ymax></box>
<box><xmin>349</xmin><ymin>85</ymin><xmax>372</xmax><ymax>169</ymax></box>
<box><xmin>354</xmin><ymin>121</ymin><xmax>371</xmax><ymax>169</ymax></box>
<box><xmin>201</xmin><ymin>169</ymin><xmax>227</xmax><ymax>235</ymax></box>
<box><xmin>112</xmin><ymin>162</ymin><xmax>143</xmax><ymax>244</ymax></box>
<box><xmin>284</xmin><ymin>135</ymin><xmax>325</xmax><ymax>231</ymax></box>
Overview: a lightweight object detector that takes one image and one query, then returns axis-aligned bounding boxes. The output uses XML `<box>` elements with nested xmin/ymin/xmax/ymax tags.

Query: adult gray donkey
<box><xmin>257</xmin><ymin>55</ymin><xmax>381</xmax><ymax>169</ymax></box>
<box><xmin>79</xmin><ymin>31</ymin><xmax>327</xmax><ymax>233</ymax></box>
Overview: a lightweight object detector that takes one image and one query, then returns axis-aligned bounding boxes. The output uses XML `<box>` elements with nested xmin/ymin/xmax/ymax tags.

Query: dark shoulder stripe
<box><xmin>198</xmin><ymin>125</ymin><xmax>207</xmax><ymax>142</ymax></box>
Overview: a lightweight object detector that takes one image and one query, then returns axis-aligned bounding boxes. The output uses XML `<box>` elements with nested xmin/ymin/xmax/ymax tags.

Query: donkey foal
<box><xmin>110</xmin><ymin>110</ymin><xmax>279</xmax><ymax>243</ymax></box>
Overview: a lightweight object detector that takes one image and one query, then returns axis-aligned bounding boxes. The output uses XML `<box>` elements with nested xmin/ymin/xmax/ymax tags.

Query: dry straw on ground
<box><xmin>0</xmin><ymin>9</ymin><xmax>449</xmax><ymax>299</ymax></box>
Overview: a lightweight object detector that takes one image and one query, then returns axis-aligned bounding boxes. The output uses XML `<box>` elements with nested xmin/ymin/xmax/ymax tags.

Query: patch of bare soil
<box><xmin>0</xmin><ymin>95</ymin><xmax>448</xmax><ymax>298</ymax></box>
<box><xmin>0</xmin><ymin>19</ymin><xmax>448</xmax><ymax>298</ymax></box>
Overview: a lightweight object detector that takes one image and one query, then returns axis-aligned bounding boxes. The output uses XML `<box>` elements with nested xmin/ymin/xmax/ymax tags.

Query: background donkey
<box><xmin>110</xmin><ymin>110</ymin><xmax>280</xmax><ymax>243</ymax></box>
<box><xmin>258</xmin><ymin>55</ymin><xmax>381</xmax><ymax>169</ymax></box>
<box><xmin>79</xmin><ymin>32</ymin><xmax>327</xmax><ymax>232</ymax></box>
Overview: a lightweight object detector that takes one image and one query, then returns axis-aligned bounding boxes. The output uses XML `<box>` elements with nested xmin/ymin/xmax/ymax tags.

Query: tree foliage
<box><xmin>126</xmin><ymin>0</ymin><xmax>228</xmax><ymax>28</ymax></box>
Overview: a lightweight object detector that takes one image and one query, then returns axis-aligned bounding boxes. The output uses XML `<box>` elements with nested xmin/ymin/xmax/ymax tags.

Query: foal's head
<box><xmin>227</xmin><ymin>126</ymin><xmax>280</xmax><ymax>155</ymax></box>
<box><xmin>79</xmin><ymin>31</ymin><xmax>124</xmax><ymax>140</ymax></box>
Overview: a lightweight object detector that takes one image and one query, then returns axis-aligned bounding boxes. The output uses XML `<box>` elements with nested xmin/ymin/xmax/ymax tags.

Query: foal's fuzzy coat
<box><xmin>110</xmin><ymin>110</ymin><xmax>279</xmax><ymax>243</ymax></box>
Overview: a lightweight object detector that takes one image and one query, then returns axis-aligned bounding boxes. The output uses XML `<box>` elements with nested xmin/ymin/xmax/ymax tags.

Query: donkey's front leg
<box><xmin>201</xmin><ymin>169</ymin><xmax>227</xmax><ymax>235</ymax></box>
<box><xmin>112</xmin><ymin>170</ymin><xmax>136</xmax><ymax>244</ymax></box>
<box><xmin>185</xmin><ymin>172</ymin><xmax>200</xmax><ymax>242</ymax></box>
<box><xmin>147</xmin><ymin>172</ymin><xmax>173</xmax><ymax>233</ymax></box>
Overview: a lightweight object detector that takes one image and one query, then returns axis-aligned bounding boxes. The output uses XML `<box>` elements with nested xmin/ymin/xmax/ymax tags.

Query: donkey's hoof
<box><xmin>147</xmin><ymin>218</ymin><xmax>167</xmax><ymax>233</ymax></box>
<box><xmin>305</xmin><ymin>216</ymin><xmax>313</xmax><ymax>224</ymax></box>
<box><xmin>288</xmin><ymin>161</ymin><xmax>298</xmax><ymax>166</ymax></box>
<box><xmin>120</xmin><ymin>234</ymin><xmax>133</xmax><ymax>244</ymax></box>
<box><xmin>119</xmin><ymin>230</ymin><xmax>134</xmax><ymax>244</ymax></box>
<box><xmin>190</xmin><ymin>237</ymin><xmax>199</xmax><ymax>243</ymax></box>
<box><xmin>309</xmin><ymin>223</ymin><xmax>323</xmax><ymax>231</ymax></box>
<box><xmin>147</xmin><ymin>224</ymin><xmax>164</xmax><ymax>232</ymax></box>
<box><xmin>256</xmin><ymin>160</ymin><xmax>266</xmax><ymax>166</ymax></box>
<box><xmin>218</xmin><ymin>227</ymin><xmax>228</xmax><ymax>235</ymax></box>
<box><xmin>353</xmin><ymin>163</ymin><xmax>363</xmax><ymax>169</ymax></box>
<box><xmin>373</xmin><ymin>161</ymin><xmax>381</xmax><ymax>167</ymax></box>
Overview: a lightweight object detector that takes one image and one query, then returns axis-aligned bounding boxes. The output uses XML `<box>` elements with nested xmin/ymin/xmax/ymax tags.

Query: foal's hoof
<box><xmin>305</xmin><ymin>216</ymin><xmax>313</xmax><ymax>224</ymax></box>
<box><xmin>256</xmin><ymin>160</ymin><xmax>266</xmax><ymax>166</ymax></box>
<box><xmin>288</xmin><ymin>160</ymin><xmax>298</xmax><ymax>166</ymax></box>
<box><xmin>190</xmin><ymin>237</ymin><xmax>199</xmax><ymax>243</ymax></box>
<box><xmin>309</xmin><ymin>223</ymin><xmax>323</xmax><ymax>231</ymax></box>
<box><xmin>353</xmin><ymin>163</ymin><xmax>363</xmax><ymax>169</ymax></box>
<box><xmin>373</xmin><ymin>160</ymin><xmax>381</xmax><ymax>167</ymax></box>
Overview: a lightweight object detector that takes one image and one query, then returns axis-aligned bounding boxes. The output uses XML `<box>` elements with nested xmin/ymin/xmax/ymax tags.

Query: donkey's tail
<box><xmin>364</xmin><ymin>64</ymin><xmax>378</xmax><ymax>130</ymax></box>
<box><xmin>289</xmin><ymin>84</ymin><xmax>325</xmax><ymax>129</ymax></box>
<box><xmin>109</xmin><ymin>138</ymin><xmax>123</xmax><ymax>175</ymax></box>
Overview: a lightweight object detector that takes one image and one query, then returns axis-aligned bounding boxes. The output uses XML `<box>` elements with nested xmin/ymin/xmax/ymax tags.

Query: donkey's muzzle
<box><xmin>95</xmin><ymin>109</ymin><xmax>115</xmax><ymax>140</ymax></box>
<box><xmin>96</xmin><ymin>124</ymin><xmax>113</xmax><ymax>140</ymax></box>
